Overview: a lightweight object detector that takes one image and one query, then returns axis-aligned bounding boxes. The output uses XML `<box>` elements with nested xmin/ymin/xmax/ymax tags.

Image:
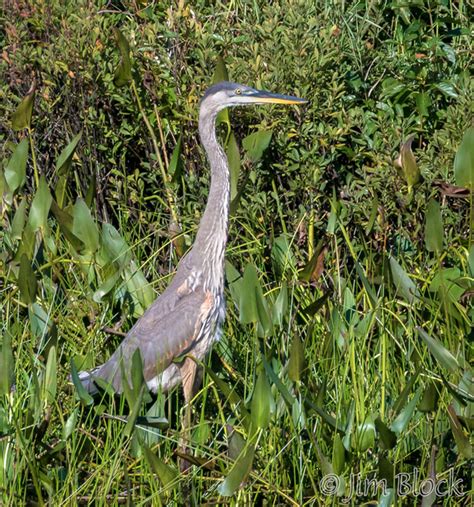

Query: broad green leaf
<box><xmin>262</xmin><ymin>356</ymin><xmax>295</xmax><ymax>409</ymax></box>
<box><xmin>218</xmin><ymin>443</ymin><xmax>255</xmax><ymax>496</ymax></box>
<box><xmin>397</xmin><ymin>135</ymin><xmax>420</xmax><ymax>188</ymax></box>
<box><xmin>50</xmin><ymin>200</ymin><xmax>84</xmax><ymax>251</ymax></box>
<box><xmin>242</xmin><ymin>130</ymin><xmax>273</xmax><ymax>163</ymax></box>
<box><xmin>374</xmin><ymin>417</ymin><xmax>397</xmax><ymax>450</ymax></box>
<box><xmin>228</xmin><ymin>426</ymin><xmax>246</xmax><ymax>461</ymax></box>
<box><xmin>447</xmin><ymin>405</ymin><xmax>472</xmax><ymax>460</ymax></box>
<box><xmin>454</xmin><ymin>127</ymin><xmax>474</xmax><ymax>189</ymax></box>
<box><xmin>70</xmin><ymin>359</ymin><xmax>94</xmax><ymax>406</ymax></box>
<box><xmin>389</xmin><ymin>256</ymin><xmax>419</xmax><ymax>303</ymax></box>
<box><xmin>93</xmin><ymin>270</ymin><xmax>121</xmax><ymax>303</ymax></box>
<box><xmin>393</xmin><ymin>369</ymin><xmax>421</xmax><ymax>415</ymax></box>
<box><xmin>288</xmin><ymin>335</ymin><xmax>305</xmax><ymax>383</ymax></box>
<box><xmin>391</xmin><ymin>386</ymin><xmax>422</xmax><ymax>435</ymax></box>
<box><xmin>415</xmin><ymin>92</ymin><xmax>431</xmax><ymax>117</ymax></box>
<box><xmin>102</xmin><ymin>223</ymin><xmax>131</xmax><ymax>269</ymax></box>
<box><xmin>272</xmin><ymin>282</ymin><xmax>288</xmax><ymax>327</ymax></box>
<box><xmin>28</xmin><ymin>175</ymin><xmax>52</xmax><ymax>232</ymax></box>
<box><xmin>0</xmin><ymin>333</ymin><xmax>14</xmax><ymax>395</ymax></box>
<box><xmin>142</xmin><ymin>443</ymin><xmax>178</xmax><ymax>490</ymax></box>
<box><xmin>124</xmin><ymin>387</ymin><xmax>144</xmax><ymax>437</ymax></box>
<box><xmin>250</xmin><ymin>368</ymin><xmax>274</xmax><ymax>431</ymax></box>
<box><xmin>239</xmin><ymin>264</ymin><xmax>258</xmax><ymax>324</ymax></box>
<box><xmin>417</xmin><ymin>327</ymin><xmax>459</xmax><ymax>373</ymax></box>
<box><xmin>56</xmin><ymin>131</ymin><xmax>82</xmax><ymax>174</ymax></box>
<box><xmin>18</xmin><ymin>254</ymin><xmax>37</xmax><ymax>304</ymax></box>
<box><xmin>11</xmin><ymin>198</ymin><xmax>27</xmax><ymax>240</ymax></box>
<box><xmin>226</xmin><ymin>261</ymin><xmax>243</xmax><ymax>311</ymax></box>
<box><xmin>272</xmin><ymin>234</ymin><xmax>296</xmax><ymax>275</ymax></box>
<box><xmin>72</xmin><ymin>198</ymin><xmax>99</xmax><ymax>253</ymax></box>
<box><xmin>124</xmin><ymin>261</ymin><xmax>155</xmax><ymax>315</ymax></box>
<box><xmin>113</xmin><ymin>28</ymin><xmax>132</xmax><ymax>87</ymax></box>
<box><xmin>436</xmin><ymin>82</ymin><xmax>458</xmax><ymax>99</ymax></box>
<box><xmin>226</xmin><ymin>132</ymin><xmax>240</xmax><ymax>201</ymax></box>
<box><xmin>424</xmin><ymin>199</ymin><xmax>443</xmax><ymax>253</ymax></box>
<box><xmin>381</xmin><ymin>77</ymin><xmax>405</xmax><ymax>97</ymax></box>
<box><xmin>354</xmin><ymin>416</ymin><xmax>376</xmax><ymax>451</ymax></box>
<box><xmin>11</xmin><ymin>82</ymin><xmax>35</xmax><ymax>130</ymax></box>
<box><xmin>5</xmin><ymin>138</ymin><xmax>29</xmax><ymax>193</ymax></box>
<box><xmin>43</xmin><ymin>346</ymin><xmax>57</xmax><ymax>406</ymax></box>
<box><xmin>332</xmin><ymin>433</ymin><xmax>345</xmax><ymax>475</ymax></box>
<box><xmin>63</xmin><ymin>409</ymin><xmax>78</xmax><ymax>440</ymax></box>
<box><xmin>418</xmin><ymin>382</ymin><xmax>439</xmax><ymax>413</ymax></box>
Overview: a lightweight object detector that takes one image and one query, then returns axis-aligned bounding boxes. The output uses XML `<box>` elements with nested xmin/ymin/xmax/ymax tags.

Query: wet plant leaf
<box><xmin>391</xmin><ymin>386</ymin><xmax>422</xmax><ymax>435</ymax></box>
<box><xmin>454</xmin><ymin>126</ymin><xmax>474</xmax><ymax>189</ymax></box>
<box><xmin>56</xmin><ymin>131</ymin><xmax>82</xmax><ymax>174</ymax></box>
<box><xmin>43</xmin><ymin>346</ymin><xmax>57</xmax><ymax>406</ymax></box>
<box><xmin>11</xmin><ymin>81</ymin><xmax>35</xmax><ymax>130</ymax></box>
<box><xmin>72</xmin><ymin>198</ymin><xmax>99</xmax><ymax>253</ymax></box>
<box><xmin>142</xmin><ymin>443</ymin><xmax>178</xmax><ymax>490</ymax></box>
<box><xmin>28</xmin><ymin>175</ymin><xmax>52</xmax><ymax>232</ymax></box>
<box><xmin>5</xmin><ymin>138</ymin><xmax>29</xmax><ymax>193</ymax></box>
<box><xmin>288</xmin><ymin>335</ymin><xmax>305</xmax><ymax>383</ymax></box>
<box><xmin>417</xmin><ymin>327</ymin><xmax>459</xmax><ymax>373</ymax></box>
<box><xmin>11</xmin><ymin>197</ymin><xmax>27</xmax><ymax>240</ymax></box>
<box><xmin>424</xmin><ymin>199</ymin><xmax>443</xmax><ymax>253</ymax></box>
<box><xmin>0</xmin><ymin>333</ymin><xmax>14</xmax><ymax>395</ymax></box>
<box><xmin>396</xmin><ymin>135</ymin><xmax>421</xmax><ymax>188</ymax></box>
<box><xmin>70</xmin><ymin>360</ymin><xmax>93</xmax><ymax>406</ymax></box>
<box><xmin>242</xmin><ymin>130</ymin><xmax>273</xmax><ymax>163</ymax></box>
<box><xmin>218</xmin><ymin>443</ymin><xmax>255</xmax><ymax>497</ymax></box>
<box><xmin>251</xmin><ymin>368</ymin><xmax>274</xmax><ymax>431</ymax></box>
<box><xmin>113</xmin><ymin>28</ymin><xmax>132</xmax><ymax>87</ymax></box>
<box><xmin>389</xmin><ymin>256</ymin><xmax>419</xmax><ymax>303</ymax></box>
<box><xmin>18</xmin><ymin>254</ymin><xmax>37</xmax><ymax>304</ymax></box>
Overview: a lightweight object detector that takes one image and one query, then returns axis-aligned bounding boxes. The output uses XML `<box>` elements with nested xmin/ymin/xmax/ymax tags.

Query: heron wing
<box><xmin>95</xmin><ymin>287</ymin><xmax>213</xmax><ymax>392</ymax></box>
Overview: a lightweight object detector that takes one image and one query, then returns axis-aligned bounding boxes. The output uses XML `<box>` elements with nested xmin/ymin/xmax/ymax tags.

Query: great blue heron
<box><xmin>78</xmin><ymin>81</ymin><xmax>306</xmax><ymax>409</ymax></box>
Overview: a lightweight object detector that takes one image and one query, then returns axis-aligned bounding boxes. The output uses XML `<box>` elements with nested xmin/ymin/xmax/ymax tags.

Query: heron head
<box><xmin>200</xmin><ymin>81</ymin><xmax>307</xmax><ymax>115</ymax></box>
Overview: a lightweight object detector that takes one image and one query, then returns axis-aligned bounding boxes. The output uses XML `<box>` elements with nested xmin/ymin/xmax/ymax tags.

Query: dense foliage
<box><xmin>0</xmin><ymin>0</ymin><xmax>472</xmax><ymax>504</ymax></box>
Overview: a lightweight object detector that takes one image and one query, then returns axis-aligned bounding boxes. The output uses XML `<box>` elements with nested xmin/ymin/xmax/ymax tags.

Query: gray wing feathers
<box><xmin>90</xmin><ymin>288</ymin><xmax>211</xmax><ymax>393</ymax></box>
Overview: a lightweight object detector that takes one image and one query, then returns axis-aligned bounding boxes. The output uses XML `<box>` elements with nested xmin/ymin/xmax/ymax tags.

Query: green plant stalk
<box><xmin>27</xmin><ymin>128</ymin><xmax>39</xmax><ymax>189</ymax></box>
<box><xmin>130</xmin><ymin>80</ymin><xmax>179</xmax><ymax>228</ymax></box>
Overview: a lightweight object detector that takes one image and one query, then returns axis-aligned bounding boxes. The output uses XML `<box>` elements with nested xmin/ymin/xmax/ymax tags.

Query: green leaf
<box><xmin>5</xmin><ymin>138</ymin><xmax>29</xmax><ymax>193</ymax></box>
<box><xmin>332</xmin><ymin>433</ymin><xmax>345</xmax><ymax>475</ymax></box>
<box><xmin>398</xmin><ymin>135</ymin><xmax>421</xmax><ymax>188</ymax></box>
<box><xmin>11</xmin><ymin>82</ymin><xmax>35</xmax><ymax>130</ymax></box>
<box><xmin>415</xmin><ymin>92</ymin><xmax>431</xmax><ymax>117</ymax></box>
<box><xmin>355</xmin><ymin>416</ymin><xmax>376</xmax><ymax>451</ymax></box>
<box><xmin>70</xmin><ymin>360</ymin><xmax>94</xmax><ymax>406</ymax></box>
<box><xmin>288</xmin><ymin>335</ymin><xmax>305</xmax><ymax>383</ymax></box>
<box><xmin>389</xmin><ymin>256</ymin><xmax>419</xmax><ymax>303</ymax></box>
<box><xmin>391</xmin><ymin>386</ymin><xmax>422</xmax><ymax>435</ymax></box>
<box><xmin>18</xmin><ymin>254</ymin><xmax>37</xmax><ymax>304</ymax></box>
<box><xmin>418</xmin><ymin>382</ymin><xmax>439</xmax><ymax>413</ymax></box>
<box><xmin>374</xmin><ymin>417</ymin><xmax>397</xmax><ymax>450</ymax></box>
<box><xmin>101</xmin><ymin>223</ymin><xmax>131</xmax><ymax>269</ymax></box>
<box><xmin>63</xmin><ymin>409</ymin><xmax>78</xmax><ymax>440</ymax></box>
<box><xmin>56</xmin><ymin>131</ymin><xmax>82</xmax><ymax>174</ymax></box>
<box><xmin>424</xmin><ymin>199</ymin><xmax>443</xmax><ymax>253</ymax></box>
<box><xmin>381</xmin><ymin>77</ymin><xmax>405</xmax><ymax>97</ymax></box>
<box><xmin>417</xmin><ymin>327</ymin><xmax>459</xmax><ymax>373</ymax></box>
<box><xmin>113</xmin><ymin>28</ymin><xmax>132</xmax><ymax>87</ymax></box>
<box><xmin>42</xmin><ymin>346</ymin><xmax>57</xmax><ymax>406</ymax></box>
<box><xmin>124</xmin><ymin>261</ymin><xmax>155</xmax><ymax>316</ymax></box>
<box><xmin>250</xmin><ymin>368</ymin><xmax>274</xmax><ymax>431</ymax></box>
<box><xmin>454</xmin><ymin>127</ymin><xmax>474</xmax><ymax>189</ymax></box>
<box><xmin>447</xmin><ymin>404</ymin><xmax>472</xmax><ymax>460</ymax></box>
<box><xmin>72</xmin><ymin>198</ymin><xmax>100</xmax><ymax>253</ymax></box>
<box><xmin>218</xmin><ymin>443</ymin><xmax>255</xmax><ymax>496</ymax></box>
<box><xmin>239</xmin><ymin>264</ymin><xmax>259</xmax><ymax>324</ymax></box>
<box><xmin>11</xmin><ymin>198</ymin><xmax>28</xmax><ymax>240</ymax></box>
<box><xmin>436</xmin><ymin>82</ymin><xmax>458</xmax><ymax>99</ymax></box>
<box><xmin>0</xmin><ymin>333</ymin><xmax>14</xmax><ymax>395</ymax></box>
<box><xmin>28</xmin><ymin>175</ymin><xmax>52</xmax><ymax>232</ymax></box>
<box><xmin>226</xmin><ymin>132</ymin><xmax>240</xmax><ymax>201</ymax></box>
<box><xmin>272</xmin><ymin>282</ymin><xmax>288</xmax><ymax>327</ymax></box>
<box><xmin>142</xmin><ymin>443</ymin><xmax>178</xmax><ymax>490</ymax></box>
<box><xmin>242</xmin><ymin>130</ymin><xmax>273</xmax><ymax>163</ymax></box>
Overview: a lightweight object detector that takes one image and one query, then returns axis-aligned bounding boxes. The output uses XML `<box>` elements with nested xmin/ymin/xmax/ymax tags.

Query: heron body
<box><xmin>78</xmin><ymin>81</ymin><xmax>306</xmax><ymax>397</ymax></box>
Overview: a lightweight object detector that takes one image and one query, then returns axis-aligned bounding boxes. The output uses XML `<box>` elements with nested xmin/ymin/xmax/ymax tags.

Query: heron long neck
<box><xmin>193</xmin><ymin>109</ymin><xmax>230</xmax><ymax>291</ymax></box>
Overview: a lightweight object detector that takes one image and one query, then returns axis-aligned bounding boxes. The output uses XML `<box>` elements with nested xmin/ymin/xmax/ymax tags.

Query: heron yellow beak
<box><xmin>249</xmin><ymin>89</ymin><xmax>308</xmax><ymax>105</ymax></box>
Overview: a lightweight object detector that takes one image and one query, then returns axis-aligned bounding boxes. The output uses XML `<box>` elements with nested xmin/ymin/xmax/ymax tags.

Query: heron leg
<box><xmin>179</xmin><ymin>356</ymin><xmax>197</xmax><ymax>471</ymax></box>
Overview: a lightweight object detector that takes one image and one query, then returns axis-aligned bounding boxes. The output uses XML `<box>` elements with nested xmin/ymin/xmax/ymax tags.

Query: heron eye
<box><xmin>235</xmin><ymin>88</ymin><xmax>242</xmax><ymax>95</ymax></box>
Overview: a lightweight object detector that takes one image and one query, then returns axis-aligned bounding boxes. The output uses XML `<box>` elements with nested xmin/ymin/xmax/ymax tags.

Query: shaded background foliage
<box><xmin>0</xmin><ymin>0</ymin><xmax>472</xmax><ymax>504</ymax></box>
